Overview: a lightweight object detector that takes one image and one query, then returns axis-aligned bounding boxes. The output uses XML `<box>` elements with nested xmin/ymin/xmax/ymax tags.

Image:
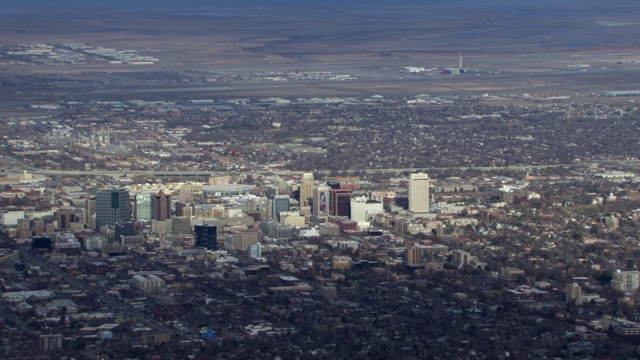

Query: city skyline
<box><xmin>1</xmin><ymin>0</ymin><xmax>640</xmax><ymax>357</ymax></box>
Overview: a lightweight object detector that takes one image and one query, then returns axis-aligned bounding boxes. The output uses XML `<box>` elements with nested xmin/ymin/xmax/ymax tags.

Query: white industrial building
<box><xmin>131</xmin><ymin>274</ymin><xmax>165</xmax><ymax>291</ymax></box>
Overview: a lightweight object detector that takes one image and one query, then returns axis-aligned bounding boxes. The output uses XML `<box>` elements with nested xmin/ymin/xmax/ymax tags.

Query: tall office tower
<box><xmin>153</xmin><ymin>191</ymin><xmax>171</xmax><ymax>221</ymax></box>
<box><xmin>312</xmin><ymin>185</ymin><xmax>331</xmax><ymax>222</ymax></box>
<box><xmin>566</xmin><ymin>283</ymin><xmax>583</xmax><ymax>305</ymax></box>
<box><xmin>84</xmin><ymin>197</ymin><xmax>96</xmax><ymax>229</ymax></box>
<box><xmin>178</xmin><ymin>190</ymin><xmax>194</xmax><ymax>203</ymax></box>
<box><xmin>96</xmin><ymin>188</ymin><xmax>131</xmax><ymax>230</ymax></box>
<box><xmin>300</xmin><ymin>172</ymin><xmax>314</xmax><ymax>206</ymax></box>
<box><xmin>256</xmin><ymin>199</ymin><xmax>272</xmax><ymax>221</ymax></box>
<box><xmin>194</xmin><ymin>224</ymin><xmax>217</xmax><ymax>250</ymax></box>
<box><xmin>56</xmin><ymin>207</ymin><xmax>80</xmax><ymax>230</ymax></box>
<box><xmin>405</xmin><ymin>247</ymin><xmax>423</xmax><ymax>266</ymax></box>
<box><xmin>331</xmin><ymin>189</ymin><xmax>351</xmax><ymax>218</ymax></box>
<box><xmin>16</xmin><ymin>218</ymin><xmax>32</xmax><ymax>239</ymax></box>
<box><xmin>33</xmin><ymin>218</ymin><xmax>45</xmax><ymax>235</ymax></box>
<box><xmin>16</xmin><ymin>218</ymin><xmax>29</xmax><ymax>232</ymax></box>
<box><xmin>409</xmin><ymin>172</ymin><xmax>430</xmax><ymax>213</ymax></box>
<box><xmin>135</xmin><ymin>192</ymin><xmax>154</xmax><ymax>221</ymax></box>
<box><xmin>183</xmin><ymin>204</ymin><xmax>195</xmax><ymax>218</ymax></box>
<box><xmin>272</xmin><ymin>195</ymin><xmax>290</xmax><ymax>221</ymax></box>
<box><xmin>247</xmin><ymin>199</ymin><xmax>258</xmax><ymax>212</ymax></box>
<box><xmin>175</xmin><ymin>202</ymin><xmax>189</xmax><ymax>217</ymax></box>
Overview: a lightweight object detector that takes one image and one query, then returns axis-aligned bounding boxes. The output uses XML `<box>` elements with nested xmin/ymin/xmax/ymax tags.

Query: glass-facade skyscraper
<box><xmin>96</xmin><ymin>188</ymin><xmax>131</xmax><ymax>230</ymax></box>
<box><xmin>272</xmin><ymin>195</ymin><xmax>290</xmax><ymax>221</ymax></box>
<box><xmin>135</xmin><ymin>192</ymin><xmax>154</xmax><ymax>221</ymax></box>
<box><xmin>195</xmin><ymin>225</ymin><xmax>217</xmax><ymax>250</ymax></box>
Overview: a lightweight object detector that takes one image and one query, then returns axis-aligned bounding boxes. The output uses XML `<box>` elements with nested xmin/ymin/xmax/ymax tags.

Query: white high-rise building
<box><xmin>409</xmin><ymin>172</ymin><xmax>430</xmax><ymax>213</ymax></box>
<box><xmin>300</xmin><ymin>173</ymin><xmax>315</xmax><ymax>206</ymax></box>
<box><xmin>566</xmin><ymin>283</ymin><xmax>583</xmax><ymax>305</ymax></box>
<box><xmin>350</xmin><ymin>196</ymin><xmax>384</xmax><ymax>223</ymax></box>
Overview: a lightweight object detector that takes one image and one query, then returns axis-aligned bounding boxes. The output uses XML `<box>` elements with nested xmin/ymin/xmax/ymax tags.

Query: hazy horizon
<box><xmin>2</xmin><ymin>0</ymin><xmax>629</xmax><ymax>11</ymax></box>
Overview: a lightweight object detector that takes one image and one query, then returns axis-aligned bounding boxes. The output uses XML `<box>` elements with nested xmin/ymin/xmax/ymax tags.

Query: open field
<box><xmin>0</xmin><ymin>2</ymin><xmax>639</xmax><ymax>101</ymax></box>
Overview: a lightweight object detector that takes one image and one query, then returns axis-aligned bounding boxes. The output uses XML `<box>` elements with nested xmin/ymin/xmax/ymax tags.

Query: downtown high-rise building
<box><xmin>331</xmin><ymin>188</ymin><xmax>351</xmax><ymax>218</ymax></box>
<box><xmin>299</xmin><ymin>172</ymin><xmax>314</xmax><ymax>206</ymax></box>
<box><xmin>96</xmin><ymin>188</ymin><xmax>131</xmax><ymax>230</ymax></box>
<box><xmin>230</xmin><ymin>228</ymin><xmax>262</xmax><ymax>252</ymax></box>
<box><xmin>84</xmin><ymin>197</ymin><xmax>96</xmax><ymax>229</ymax></box>
<box><xmin>153</xmin><ymin>191</ymin><xmax>171</xmax><ymax>221</ymax></box>
<box><xmin>272</xmin><ymin>195</ymin><xmax>290</xmax><ymax>221</ymax></box>
<box><xmin>350</xmin><ymin>196</ymin><xmax>384</xmax><ymax>223</ymax></box>
<box><xmin>56</xmin><ymin>207</ymin><xmax>80</xmax><ymax>231</ymax></box>
<box><xmin>409</xmin><ymin>172</ymin><xmax>430</xmax><ymax>213</ymax></box>
<box><xmin>405</xmin><ymin>247</ymin><xmax>423</xmax><ymax>266</ymax></box>
<box><xmin>566</xmin><ymin>283</ymin><xmax>583</xmax><ymax>305</ymax></box>
<box><xmin>312</xmin><ymin>185</ymin><xmax>330</xmax><ymax>223</ymax></box>
<box><xmin>175</xmin><ymin>202</ymin><xmax>195</xmax><ymax>217</ymax></box>
<box><xmin>135</xmin><ymin>192</ymin><xmax>154</xmax><ymax>221</ymax></box>
<box><xmin>194</xmin><ymin>224</ymin><xmax>217</xmax><ymax>250</ymax></box>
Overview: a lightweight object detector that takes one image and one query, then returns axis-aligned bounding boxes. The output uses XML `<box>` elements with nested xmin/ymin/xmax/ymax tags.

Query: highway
<box><xmin>3</xmin><ymin>145</ymin><xmax>638</xmax><ymax>179</ymax></box>
<box><xmin>2</xmin><ymin>159</ymin><xmax>581</xmax><ymax>179</ymax></box>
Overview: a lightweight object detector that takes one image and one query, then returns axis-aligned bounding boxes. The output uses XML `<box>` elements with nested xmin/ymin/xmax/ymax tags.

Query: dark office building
<box><xmin>266</xmin><ymin>186</ymin><xmax>279</xmax><ymax>200</ymax></box>
<box><xmin>115</xmin><ymin>222</ymin><xmax>136</xmax><ymax>239</ymax></box>
<box><xmin>56</xmin><ymin>207</ymin><xmax>81</xmax><ymax>230</ymax></box>
<box><xmin>331</xmin><ymin>189</ymin><xmax>351</xmax><ymax>218</ymax></box>
<box><xmin>326</xmin><ymin>181</ymin><xmax>341</xmax><ymax>190</ymax></box>
<box><xmin>96</xmin><ymin>189</ymin><xmax>131</xmax><ymax>230</ymax></box>
<box><xmin>195</xmin><ymin>225</ymin><xmax>218</xmax><ymax>250</ymax></box>
<box><xmin>32</xmin><ymin>236</ymin><xmax>53</xmax><ymax>251</ymax></box>
<box><xmin>153</xmin><ymin>191</ymin><xmax>171</xmax><ymax>221</ymax></box>
<box><xmin>175</xmin><ymin>202</ymin><xmax>186</xmax><ymax>217</ymax></box>
<box><xmin>272</xmin><ymin>195</ymin><xmax>290</xmax><ymax>221</ymax></box>
<box><xmin>395</xmin><ymin>196</ymin><xmax>409</xmax><ymax>210</ymax></box>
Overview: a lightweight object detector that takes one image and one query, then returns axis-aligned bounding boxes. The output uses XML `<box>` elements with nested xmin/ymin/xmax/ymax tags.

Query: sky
<box><xmin>2</xmin><ymin>0</ymin><xmax>609</xmax><ymax>11</ymax></box>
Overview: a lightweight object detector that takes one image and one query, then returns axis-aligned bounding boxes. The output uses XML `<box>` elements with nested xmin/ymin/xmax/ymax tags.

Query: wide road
<box><xmin>1</xmin><ymin>148</ymin><xmax>637</xmax><ymax>178</ymax></box>
<box><xmin>3</xmin><ymin>163</ymin><xmax>586</xmax><ymax>178</ymax></box>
